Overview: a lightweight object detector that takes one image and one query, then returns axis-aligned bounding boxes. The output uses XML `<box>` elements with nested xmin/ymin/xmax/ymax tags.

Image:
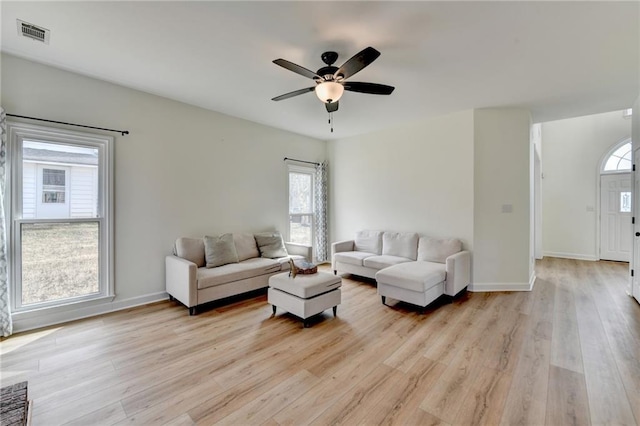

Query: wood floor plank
<box><xmin>545</xmin><ymin>365</ymin><xmax>591</xmax><ymax>426</ymax></box>
<box><xmin>215</xmin><ymin>369</ymin><xmax>318</xmax><ymax>425</ymax></box>
<box><xmin>309</xmin><ymin>365</ymin><xmax>399</xmax><ymax>425</ymax></box>
<box><xmin>550</xmin><ymin>286</ymin><xmax>584</xmax><ymax>373</ymax></box>
<box><xmin>423</xmin><ymin>305</ymin><xmax>486</xmax><ymax>365</ymax></box>
<box><xmin>498</xmin><ymin>328</ymin><xmax>551</xmax><ymax>425</ymax></box>
<box><xmin>1</xmin><ymin>259</ymin><xmax>637</xmax><ymax>425</ymax></box>
<box><xmin>272</xmin><ymin>329</ymin><xmax>405</xmax><ymax>425</ymax></box>
<box><xmin>161</xmin><ymin>413</ymin><xmax>196</xmax><ymax>426</ymax></box>
<box><xmin>498</xmin><ymin>277</ymin><xmax>554</xmax><ymax>426</ymax></box>
<box><xmin>63</xmin><ymin>401</ymin><xmax>127</xmax><ymax>426</ymax></box>
<box><xmin>419</xmin><ymin>305</ymin><xmax>499</xmax><ymax>423</ymax></box>
<box><xmin>574</xmin><ymin>287</ymin><xmax>637</xmax><ymax>425</ymax></box>
<box><xmin>454</xmin><ymin>366</ymin><xmax>513</xmax><ymax>425</ymax></box>
<box><xmin>383</xmin><ymin>306</ymin><xmax>450</xmax><ymax>372</ymax></box>
<box><xmin>358</xmin><ymin>356</ymin><xmax>448</xmax><ymax>425</ymax></box>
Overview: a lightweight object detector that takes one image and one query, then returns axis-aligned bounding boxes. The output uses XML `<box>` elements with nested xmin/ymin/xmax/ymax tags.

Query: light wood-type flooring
<box><xmin>1</xmin><ymin>258</ymin><xmax>639</xmax><ymax>425</ymax></box>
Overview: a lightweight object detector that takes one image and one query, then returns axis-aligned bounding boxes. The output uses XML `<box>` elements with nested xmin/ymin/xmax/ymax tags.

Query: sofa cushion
<box><xmin>382</xmin><ymin>232</ymin><xmax>419</xmax><ymax>260</ymax></box>
<box><xmin>375</xmin><ymin>262</ymin><xmax>446</xmax><ymax>292</ymax></box>
<box><xmin>363</xmin><ymin>255</ymin><xmax>412</xmax><ymax>270</ymax></box>
<box><xmin>197</xmin><ymin>257</ymin><xmax>281</xmax><ymax>289</ymax></box>
<box><xmin>255</xmin><ymin>232</ymin><xmax>289</xmax><ymax>258</ymax></box>
<box><xmin>334</xmin><ymin>251</ymin><xmax>375</xmax><ymax>266</ymax></box>
<box><xmin>204</xmin><ymin>234</ymin><xmax>239</xmax><ymax>268</ymax></box>
<box><xmin>355</xmin><ymin>230</ymin><xmax>383</xmax><ymax>254</ymax></box>
<box><xmin>418</xmin><ymin>237</ymin><xmax>462</xmax><ymax>264</ymax></box>
<box><xmin>174</xmin><ymin>237</ymin><xmax>205</xmax><ymax>268</ymax></box>
<box><xmin>234</xmin><ymin>233</ymin><xmax>260</xmax><ymax>262</ymax></box>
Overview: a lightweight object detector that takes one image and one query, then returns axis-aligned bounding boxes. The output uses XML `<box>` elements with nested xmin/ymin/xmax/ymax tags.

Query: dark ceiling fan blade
<box><xmin>343</xmin><ymin>82</ymin><xmax>395</xmax><ymax>95</ymax></box>
<box><xmin>271</xmin><ymin>87</ymin><xmax>316</xmax><ymax>101</ymax></box>
<box><xmin>273</xmin><ymin>59</ymin><xmax>320</xmax><ymax>80</ymax></box>
<box><xmin>334</xmin><ymin>47</ymin><xmax>381</xmax><ymax>80</ymax></box>
<box><xmin>325</xmin><ymin>101</ymin><xmax>339</xmax><ymax>113</ymax></box>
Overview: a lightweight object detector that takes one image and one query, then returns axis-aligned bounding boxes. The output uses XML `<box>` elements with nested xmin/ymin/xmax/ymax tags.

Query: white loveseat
<box><xmin>332</xmin><ymin>230</ymin><xmax>471</xmax><ymax>309</ymax></box>
<box><xmin>166</xmin><ymin>232</ymin><xmax>311</xmax><ymax>315</ymax></box>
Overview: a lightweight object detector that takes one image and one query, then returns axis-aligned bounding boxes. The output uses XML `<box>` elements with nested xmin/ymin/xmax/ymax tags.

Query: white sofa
<box><xmin>332</xmin><ymin>230</ymin><xmax>471</xmax><ymax>309</ymax></box>
<box><xmin>166</xmin><ymin>232</ymin><xmax>311</xmax><ymax>315</ymax></box>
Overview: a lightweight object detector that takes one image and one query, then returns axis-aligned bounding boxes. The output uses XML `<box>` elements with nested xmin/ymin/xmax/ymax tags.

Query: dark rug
<box><xmin>0</xmin><ymin>381</ymin><xmax>29</xmax><ymax>426</ymax></box>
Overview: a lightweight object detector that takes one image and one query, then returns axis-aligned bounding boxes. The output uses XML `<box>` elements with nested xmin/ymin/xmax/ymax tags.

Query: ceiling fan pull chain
<box><xmin>330</xmin><ymin>112</ymin><xmax>334</xmax><ymax>133</ymax></box>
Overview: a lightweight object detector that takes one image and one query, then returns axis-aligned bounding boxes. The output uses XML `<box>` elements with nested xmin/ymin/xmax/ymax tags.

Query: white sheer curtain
<box><xmin>0</xmin><ymin>108</ymin><xmax>12</xmax><ymax>337</ymax></box>
<box><xmin>314</xmin><ymin>162</ymin><xmax>329</xmax><ymax>262</ymax></box>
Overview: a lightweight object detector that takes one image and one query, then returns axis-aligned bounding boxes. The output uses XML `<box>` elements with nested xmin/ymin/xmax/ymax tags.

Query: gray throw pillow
<box><xmin>203</xmin><ymin>233</ymin><xmax>239</xmax><ymax>268</ymax></box>
<box><xmin>254</xmin><ymin>232</ymin><xmax>288</xmax><ymax>258</ymax></box>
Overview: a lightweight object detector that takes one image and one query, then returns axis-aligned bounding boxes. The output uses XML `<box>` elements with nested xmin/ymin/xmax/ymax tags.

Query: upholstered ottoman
<box><xmin>268</xmin><ymin>271</ymin><xmax>342</xmax><ymax>327</ymax></box>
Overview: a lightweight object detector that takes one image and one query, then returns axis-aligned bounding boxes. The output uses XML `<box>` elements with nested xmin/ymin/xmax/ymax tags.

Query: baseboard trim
<box><xmin>468</xmin><ymin>281</ymin><xmax>533</xmax><ymax>292</ymax></box>
<box><xmin>543</xmin><ymin>251</ymin><xmax>597</xmax><ymax>261</ymax></box>
<box><xmin>12</xmin><ymin>292</ymin><xmax>169</xmax><ymax>334</ymax></box>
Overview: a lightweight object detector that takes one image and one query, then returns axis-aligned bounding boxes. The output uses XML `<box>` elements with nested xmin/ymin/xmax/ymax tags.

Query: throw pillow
<box><xmin>254</xmin><ymin>232</ymin><xmax>289</xmax><ymax>258</ymax></box>
<box><xmin>203</xmin><ymin>233</ymin><xmax>239</xmax><ymax>268</ymax></box>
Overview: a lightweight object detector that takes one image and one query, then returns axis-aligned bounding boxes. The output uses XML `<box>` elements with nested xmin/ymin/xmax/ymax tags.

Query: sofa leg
<box><xmin>168</xmin><ymin>294</ymin><xmax>174</xmax><ymax>301</ymax></box>
<box><xmin>333</xmin><ymin>306</ymin><xmax>337</xmax><ymax>316</ymax></box>
<box><xmin>303</xmin><ymin>319</ymin><xmax>310</xmax><ymax>328</ymax></box>
<box><xmin>272</xmin><ymin>305</ymin><xmax>277</xmax><ymax>315</ymax></box>
<box><xmin>189</xmin><ymin>306</ymin><xmax>197</xmax><ymax>316</ymax></box>
<box><xmin>381</xmin><ymin>296</ymin><xmax>387</xmax><ymax>306</ymax></box>
<box><xmin>333</xmin><ymin>270</ymin><xmax>337</xmax><ymax>275</ymax></box>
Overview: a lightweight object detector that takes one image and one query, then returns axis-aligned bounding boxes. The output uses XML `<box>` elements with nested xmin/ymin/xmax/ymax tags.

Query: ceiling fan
<box><xmin>271</xmin><ymin>47</ymin><xmax>395</xmax><ymax>114</ymax></box>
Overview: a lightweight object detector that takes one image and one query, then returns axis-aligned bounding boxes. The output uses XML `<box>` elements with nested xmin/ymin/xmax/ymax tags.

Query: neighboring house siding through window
<box><xmin>21</xmin><ymin>145</ymin><xmax>99</xmax><ymax>219</ymax></box>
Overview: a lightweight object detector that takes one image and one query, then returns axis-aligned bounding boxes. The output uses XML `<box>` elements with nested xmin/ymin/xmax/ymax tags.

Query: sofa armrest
<box><xmin>445</xmin><ymin>250</ymin><xmax>471</xmax><ymax>296</ymax></box>
<box><xmin>285</xmin><ymin>242</ymin><xmax>312</xmax><ymax>261</ymax></box>
<box><xmin>166</xmin><ymin>255</ymin><xmax>198</xmax><ymax>308</ymax></box>
<box><xmin>331</xmin><ymin>240</ymin><xmax>355</xmax><ymax>271</ymax></box>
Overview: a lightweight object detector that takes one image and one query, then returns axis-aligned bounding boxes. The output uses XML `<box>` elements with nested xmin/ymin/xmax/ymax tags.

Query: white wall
<box><xmin>2</xmin><ymin>53</ymin><xmax>325</xmax><ymax>329</ymax></box>
<box><xmin>473</xmin><ymin>108</ymin><xmax>532</xmax><ymax>289</ymax></box>
<box><xmin>327</xmin><ymin>110</ymin><xmax>475</xmax><ymax>250</ymax></box>
<box><xmin>328</xmin><ymin>108</ymin><xmax>533</xmax><ymax>290</ymax></box>
<box><xmin>542</xmin><ymin>110</ymin><xmax>632</xmax><ymax>260</ymax></box>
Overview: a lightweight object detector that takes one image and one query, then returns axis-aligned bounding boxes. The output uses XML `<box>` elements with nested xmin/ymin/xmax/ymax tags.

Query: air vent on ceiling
<box><xmin>17</xmin><ymin>19</ymin><xmax>50</xmax><ymax>44</ymax></box>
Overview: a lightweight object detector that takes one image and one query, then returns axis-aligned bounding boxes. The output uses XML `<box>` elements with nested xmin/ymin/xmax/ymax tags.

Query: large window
<box><xmin>288</xmin><ymin>165</ymin><xmax>314</xmax><ymax>247</ymax></box>
<box><xmin>8</xmin><ymin>123</ymin><xmax>113</xmax><ymax>312</ymax></box>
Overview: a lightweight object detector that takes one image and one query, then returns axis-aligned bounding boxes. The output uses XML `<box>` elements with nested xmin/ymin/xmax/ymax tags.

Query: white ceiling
<box><xmin>1</xmin><ymin>1</ymin><xmax>638</xmax><ymax>140</ymax></box>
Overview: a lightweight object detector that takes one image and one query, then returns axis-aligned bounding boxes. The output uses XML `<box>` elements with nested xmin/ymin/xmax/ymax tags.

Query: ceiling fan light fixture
<box><xmin>315</xmin><ymin>81</ymin><xmax>344</xmax><ymax>104</ymax></box>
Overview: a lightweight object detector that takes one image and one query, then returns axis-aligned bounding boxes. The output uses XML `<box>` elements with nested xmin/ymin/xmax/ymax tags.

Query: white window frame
<box><xmin>287</xmin><ymin>164</ymin><xmax>315</xmax><ymax>248</ymax></box>
<box><xmin>7</xmin><ymin>123</ymin><xmax>114</xmax><ymax>313</ymax></box>
<box><xmin>601</xmin><ymin>139</ymin><xmax>632</xmax><ymax>174</ymax></box>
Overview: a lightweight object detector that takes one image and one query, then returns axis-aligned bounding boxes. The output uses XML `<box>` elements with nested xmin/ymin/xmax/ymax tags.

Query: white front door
<box><xmin>36</xmin><ymin>165</ymin><xmax>70</xmax><ymax>219</ymax></box>
<box><xmin>633</xmin><ymin>150</ymin><xmax>640</xmax><ymax>303</ymax></box>
<box><xmin>600</xmin><ymin>173</ymin><xmax>632</xmax><ymax>262</ymax></box>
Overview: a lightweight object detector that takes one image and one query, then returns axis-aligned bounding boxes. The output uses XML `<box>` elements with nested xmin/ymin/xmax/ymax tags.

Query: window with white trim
<box><xmin>288</xmin><ymin>165</ymin><xmax>314</xmax><ymax>247</ymax></box>
<box><xmin>603</xmin><ymin>141</ymin><xmax>632</xmax><ymax>172</ymax></box>
<box><xmin>8</xmin><ymin>123</ymin><xmax>114</xmax><ymax>312</ymax></box>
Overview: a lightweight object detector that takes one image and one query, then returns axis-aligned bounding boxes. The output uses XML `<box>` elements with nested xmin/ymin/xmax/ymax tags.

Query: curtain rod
<box><xmin>7</xmin><ymin>113</ymin><xmax>129</xmax><ymax>136</ymax></box>
<box><xmin>283</xmin><ymin>157</ymin><xmax>319</xmax><ymax>166</ymax></box>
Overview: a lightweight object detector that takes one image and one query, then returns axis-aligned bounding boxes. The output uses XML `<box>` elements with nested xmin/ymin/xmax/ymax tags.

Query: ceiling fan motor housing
<box><xmin>316</xmin><ymin>66</ymin><xmax>339</xmax><ymax>80</ymax></box>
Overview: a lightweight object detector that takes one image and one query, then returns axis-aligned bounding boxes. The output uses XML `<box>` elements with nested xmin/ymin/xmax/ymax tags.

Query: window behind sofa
<box><xmin>288</xmin><ymin>165</ymin><xmax>314</xmax><ymax>247</ymax></box>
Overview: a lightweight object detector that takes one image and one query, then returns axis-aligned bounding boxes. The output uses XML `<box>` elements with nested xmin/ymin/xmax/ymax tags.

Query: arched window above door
<box><xmin>602</xmin><ymin>140</ymin><xmax>632</xmax><ymax>172</ymax></box>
